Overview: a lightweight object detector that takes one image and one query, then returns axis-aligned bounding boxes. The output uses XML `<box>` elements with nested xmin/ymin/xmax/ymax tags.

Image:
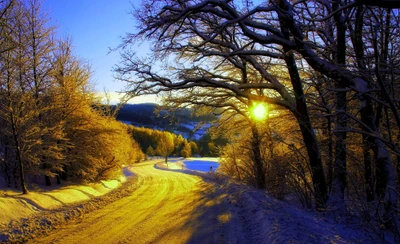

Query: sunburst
<box><xmin>251</xmin><ymin>103</ymin><xmax>268</xmax><ymax>121</ymax></box>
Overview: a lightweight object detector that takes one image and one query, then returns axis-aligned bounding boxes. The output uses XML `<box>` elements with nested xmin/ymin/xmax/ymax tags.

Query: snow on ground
<box><xmin>0</xmin><ymin>161</ymin><xmax>148</xmax><ymax>232</ymax></box>
<box><xmin>228</xmin><ymin>184</ymin><xmax>369</xmax><ymax>243</ymax></box>
<box><xmin>155</xmin><ymin>157</ymin><xmax>219</xmax><ymax>171</ymax></box>
<box><xmin>1</xmin><ymin>158</ymin><xmax>379</xmax><ymax>243</ymax></box>
<box><xmin>186</xmin><ymin>157</ymin><xmax>219</xmax><ymax>162</ymax></box>
<box><xmin>157</xmin><ymin>159</ymin><xmax>373</xmax><ymax>243</ymax></box>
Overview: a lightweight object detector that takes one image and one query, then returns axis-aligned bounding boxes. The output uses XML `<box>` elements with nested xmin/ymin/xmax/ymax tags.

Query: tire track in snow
<box><xmin>33</xmin><ymin>162</ymin><xmax>232</xmax><ymax>244</ymax></box>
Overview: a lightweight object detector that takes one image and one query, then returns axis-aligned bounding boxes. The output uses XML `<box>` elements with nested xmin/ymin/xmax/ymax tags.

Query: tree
<box><xmin>189</xmin><ymin>141</ymin><xmax>198</xmax><ymax>156</ymax></box>
<box><xmin>116</xmin><ymin>0</ymin><xmax>327</xmax><ymax>206</ymax></box>
<box><xmin>146</xmin><ymin>145</ymin><xmax>155</xmax><ymax>156</ymax></box>
<box><xmin>116</xmin><ymin>0</ymin><xmax>400</xmax><ymax>214</ymax></box>
<box><xmin>156</xmin><ymin>132</ymin><xmax>175</xmax><ymax>165</ymax></box>
<box><xmin>22</xmin><ymin>0</ymin><xmax>57</xmax><ymax>186</ymax></box>
<box><xmin>0</xmin><ymin>0</ymin><xmax>52</xmax><ymax>193</ymax></box>
<box><xmin>172</xmin><ymin>134</ymin><xmax>185</xmax><ymax>156</ymax></box>
<box><xmin>210</xmin><ymin>106</ymin><xmax>268</xmax><ymax>189</ymax></box>
<box><xmin>0</xmin><ymin>0</ymin><xmax>67</xmax><ymax>190</ymax></box>
<box><xmin>130</xmin><ymin>126</ymin><xmax>158</xmax><ymax>153</ymax></box>
<box><xmin>49</xmin><ymin>36</ymin><xmax>93</xmax><ymax>182</ymax></box>
<box><xmin>272</xmin><ymin>1</ymin><xmax>399</xmax><ymax>213</ymax></box>
<box><xmin>181</xmin><ymin>141</ymin><xmax>191</xmax><ymax>158</ymax></box>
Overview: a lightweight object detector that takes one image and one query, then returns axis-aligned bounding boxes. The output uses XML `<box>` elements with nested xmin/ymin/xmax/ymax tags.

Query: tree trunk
<box><xmin>13</xmin><ymin>164</ymin><xmax>18</xmax><ymax>188</ymax></box>
<box><xmin>360</xmin><ymin>95</ymin><xmax>397</xmax><ymax>226</ymax></box>
<box><xmin>250</xmin><ymin>122</ymin><xmax>266</xmax><ymax>189</ymax></box>
<box><xmin>277</xmin><ymin>2</ymin><xmax>328</xmax><ymax>208</ymax></box>
<box><xmin>18</xmin><ymin>151</ymin><xmax>28</xmax><ymax>194</ymax></box>
<box><xmin>293</xmin><ymin>110</ymin><xmax>328</xmax><ymax>208</ymax></box>
<box><xmin>44</xmin><ymin>163</ymin><xmax>52</xmax><ymax>186</ymax></box>
<box><xmin>351</xmin><ymin>5</ymin><xmax>376</xmax><ymax>202</ymax></box>
<box><xmin>14</xmin><ymin>141</ymin><xmax>28</xmax><ymax>194</ymax></box>
<box><xmin>9</xmin><ymin>106</ymin><xmax>28</xmax><ymax>194</ymax></box>
<box><xmin>363</xmin><ymin>136</ymin><xmax>374</xmax><ymax>202</ymax></box>
<box><xmin>231</xmin><ymin>144</ymin><xmax>241</xmax><ymax>181</ymax></box>
<box><xmin>4</xmin><ymin>162</ymin><xmax>11</xmax><ymax>187</ymax></box>
<box><xmin>4</xmin><ymin>141</ymin><xmax>11</xmax><ymax>187</ymax></box>
<box><xmin>283</xmin><ymin>49</ymin><xmax>328</xmax><ymax>208</ymax></box>
<box><xmin>331</xmin><ymin>87</ymin><xmax>347</xmax><ymax>203</ymax></box>
<box><xmin>327</xmin><ymin>116</ymin><xmax>333</xmax><ymax>193</ymax></box>
<box><xmin>286</xmin><ymin>54</ymin><xmax>327</xmax><ymax>208</ymax></box>
<box><xmin>330</xmin><ymin>0</ymin><xmax>348</xmax><ymax>206</ymax></box>
<box><xmin>61</xmin><ymin>166</ymin><xmax>68</xmax><ymax>181</ymax></box>
<box><xmin>397</xmin><ymin>133</ymin><xmax>400</xmax><ymax>194</ymax></box>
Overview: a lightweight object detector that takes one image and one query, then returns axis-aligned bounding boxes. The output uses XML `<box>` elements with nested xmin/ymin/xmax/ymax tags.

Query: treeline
<box><xmin>116</xmin><ymin>103</ymin><xmax>218</xmax><ymax>137</ymax></box>
<box><xmin>0</xmin><ymin>0</ymin><xmax>143</xmax><ymax>194</ymax></box>
<box><xmin>116</xmin><ymin>104</ymin><xmax>169</xmax><ymax>127</ymax></box>
<box><xmin>196</xmin><ymin>132</ymin><xmax>227</xmax><ymax>157</ymax></box>
<box><xmin>129</xmin><ymin>126</ymin><xmax>198</xmax><ymax>160</ymax></box>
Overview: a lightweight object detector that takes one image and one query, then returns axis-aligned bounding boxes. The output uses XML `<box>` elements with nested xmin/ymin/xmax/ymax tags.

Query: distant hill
<box><xmin>115</xmin><ymin>103</ymin><xmax>163</xmax><ymax>128</ymax></box>
<box><xmin>115</xmin><ymin>103</ymin><xmax>216</xmax><ymax>140</ymax></box>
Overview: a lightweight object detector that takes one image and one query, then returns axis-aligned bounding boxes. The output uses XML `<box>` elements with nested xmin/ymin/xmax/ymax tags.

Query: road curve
<box><xmin>32</xmin><ymin>161</ymin><xmax>247</xmax><ymax>244</ymax></box>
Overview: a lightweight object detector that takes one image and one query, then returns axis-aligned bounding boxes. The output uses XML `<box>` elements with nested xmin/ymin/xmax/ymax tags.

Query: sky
<box><xmin>42</xmin><ymin>0</ymin><xmax>156</xmax><ymax>104</ymax></box>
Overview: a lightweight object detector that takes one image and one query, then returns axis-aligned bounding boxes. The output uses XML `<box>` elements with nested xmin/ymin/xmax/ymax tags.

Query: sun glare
<box><xmin>251</xmin><ymin>103</ymin><xmax>268</xmax><ymax>121</ymax></box>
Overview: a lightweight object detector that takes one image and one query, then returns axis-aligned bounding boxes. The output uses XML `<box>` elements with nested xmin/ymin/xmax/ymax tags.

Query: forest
<box><xmin>129</xmin><ymin>126</ymin><xmax>195</xmax><ymax>160</ymax></box>
<box><xmin>115</xmin><ymin>103</ymin><xmax>217</xmax><ymax>128</ymax></box>
<box><xmin>0</xmin><ymin>0</ymin><xmax>145</xmax><ymax>193</ymax></box>
<box><xmin>114</xmin><ymin>0</ymin><xmax>400</xmax><ymax>236</ymax></box>
<box><xmin>115</xmin><ymin>103</ymin><xmax>227</xmax><ymax>157</ymax></box>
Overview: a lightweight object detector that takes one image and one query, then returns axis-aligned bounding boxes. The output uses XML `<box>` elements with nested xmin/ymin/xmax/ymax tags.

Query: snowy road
<box><xmin>33</xmin><ymin>161</ymin><xmax>249</xmax><ymax>244</ymax></box>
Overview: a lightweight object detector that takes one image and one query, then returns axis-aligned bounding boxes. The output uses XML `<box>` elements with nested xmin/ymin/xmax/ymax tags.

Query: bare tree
<box><xmin>116</xmin><ymin>0</ymin><xmax>328</xmax><ymax>207</ymax></box>
<box><xmin>117</xmin><ymin>0</ymin><xmax>400</xmax><ymax>214</ymax></box>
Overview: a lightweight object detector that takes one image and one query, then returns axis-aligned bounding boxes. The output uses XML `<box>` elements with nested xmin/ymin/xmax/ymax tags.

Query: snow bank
<box><xmin>0</xmin><ymin>167</ymin><xmax>141</xmax><ymax>242</ymax></box>
<box><xmin>0</xmin><ymin>197</ymin><xmax>39</xmax><ymax>226</ymax></box>
<box><xmin>0</xmin><ymin>169</ymin><xmax>133</xmax><ymax>228</ymax></box>
<box><xmin>159</xmin><ymin>163</ymin><xmax>371</xmax><ymax>243</ymax></box>
<box><xmin>186</xmin><ymin>157</ymin><xmax>219</xmax><ymax>162</ymax></box>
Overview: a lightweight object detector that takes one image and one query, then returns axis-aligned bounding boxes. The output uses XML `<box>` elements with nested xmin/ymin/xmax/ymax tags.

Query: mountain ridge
<box><xmin>114</xmin><ymin>103</ymin><xmax>215</xmax><ymax>140</ymax></box>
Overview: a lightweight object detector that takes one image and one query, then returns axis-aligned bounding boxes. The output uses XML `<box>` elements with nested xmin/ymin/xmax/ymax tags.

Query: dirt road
<box><xmin>33</xmin><ymin>161</ymin><xmax>249</xmax><ymax>243</ymax></box>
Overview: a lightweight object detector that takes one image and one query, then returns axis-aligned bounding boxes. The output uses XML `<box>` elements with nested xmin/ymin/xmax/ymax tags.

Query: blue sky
<box><xmin>42</xmin><ymin>0</ymin><xmax>155</xmax><ymax>104</ymax></box>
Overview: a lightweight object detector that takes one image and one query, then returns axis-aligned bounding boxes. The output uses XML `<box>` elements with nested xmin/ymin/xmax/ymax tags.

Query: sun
<box><xmin>251</xmin><ymin>103</ymin><xmax>268</xmax><ymax>121</ymax></box>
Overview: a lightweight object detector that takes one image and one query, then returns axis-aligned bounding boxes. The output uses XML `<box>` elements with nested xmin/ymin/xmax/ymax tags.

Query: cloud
<box><xmin>96</xmin><ymin>92</ymin><xmax>159</xmax><ymax>105</ymax></box>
